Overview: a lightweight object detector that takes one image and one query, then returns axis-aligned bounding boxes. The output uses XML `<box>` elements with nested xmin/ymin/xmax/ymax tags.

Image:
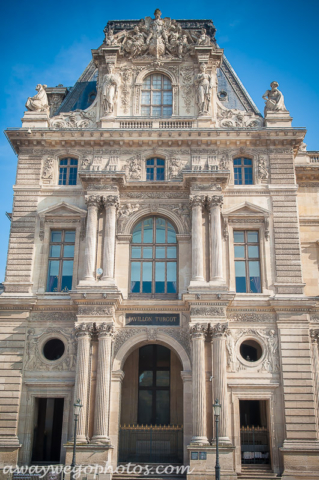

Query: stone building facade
<box><xmin>1</xmin><ymin>10</ymin><xmax>319</xmax><ymax>480</ymax></box>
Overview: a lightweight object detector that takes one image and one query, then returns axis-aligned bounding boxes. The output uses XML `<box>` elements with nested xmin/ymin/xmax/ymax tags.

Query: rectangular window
<box><xmin>233</xmin><ymin>158</ymin><xmax>253</xmax><ymax>185</ymax></box>
<box><xmin>46</xmin><ymin>230</ymin><xmax>75</xmax><ymax>292</ymax></box>
<box><xmin>234</xmin><ymin>230</ymin><xmax>261</xmax><ymax>293</ymax></box>
<box><xmin>58</xmin><ymin>158</ymin><xmax>78</xmax><ymax>185</ymax></box>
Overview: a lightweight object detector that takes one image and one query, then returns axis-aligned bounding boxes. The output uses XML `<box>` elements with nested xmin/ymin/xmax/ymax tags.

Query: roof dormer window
<box><xmin>141</xmin><ymin>74</ymin><xmax>172</xmax><ymax>117</ymax></box>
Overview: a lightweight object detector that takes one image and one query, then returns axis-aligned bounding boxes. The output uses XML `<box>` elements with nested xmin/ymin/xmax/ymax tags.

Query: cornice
<box><xmin>6</xmin><ymin>127</ymin><xmax>305</xmax><ymax>155</ymax></box>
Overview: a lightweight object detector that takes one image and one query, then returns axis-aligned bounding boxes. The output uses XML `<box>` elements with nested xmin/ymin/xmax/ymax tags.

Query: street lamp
<box><xmin>71</xmin><ymin>399</ymin><xmax>83</xmax><ymax>479</ymax></box>
<box><xmin>213</xmin><ymin>399</ymin><xmax>222</xmax><ymax>480</ymax></box>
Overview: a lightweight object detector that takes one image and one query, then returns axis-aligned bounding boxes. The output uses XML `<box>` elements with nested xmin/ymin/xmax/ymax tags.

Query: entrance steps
<box><xmin>238</xmin><ymin>465</ymin><xmax>281</xmax><ymax>480</ymax></box>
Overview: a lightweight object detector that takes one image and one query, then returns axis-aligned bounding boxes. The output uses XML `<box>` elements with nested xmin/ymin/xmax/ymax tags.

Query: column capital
<box><xmin>75</xmin><ymin>322</ymin><xmax>94</xmax><ymax>339</ymax></box>
<box><xmin>189</xmin><ymin>195</ymin><xmax>206</xmax><ymax>208</ymax></box>
<box><xmin>190</xmin><ymin>322</ymin><xmax>209</xmax><ymax>339</ymax></box>
<box><xmin>85</xmin><ymin>194</ymin><xmax>102</xmax><ymax>207</ymax></box>
<box><xmin>310</xmin><ymin>329</ymin><xmax>319</xmax><ymax>343</ymax></box>
<box><xmin>207</xmin><ymin>195</ymin><xmax>223</xmax><ymax>208</ymax></box>
<box><xmin>96</xmin><ymin>322</ymin><xmax>116</xmax><ymax>339</ymax></box>
<box><xmin>210</xmin><ymin>322</ymin><xmax>228</xmax><ymax>338</ymax></box>
<box><xmin>102</xmin><ymin>194</ymin><xmax>119</xmax><ymax>208</ymax></box>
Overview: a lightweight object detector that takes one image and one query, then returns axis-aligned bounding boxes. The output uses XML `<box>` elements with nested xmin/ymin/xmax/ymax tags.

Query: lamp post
<box><xmin>71</xmin><ymin>399</ymin><xmax>82</xmax><ymax>480</ymax></box>
<box><xmin>213</xmin><ymin>399</ymin><xmax>221</xmax><ymax>480</ymax></box>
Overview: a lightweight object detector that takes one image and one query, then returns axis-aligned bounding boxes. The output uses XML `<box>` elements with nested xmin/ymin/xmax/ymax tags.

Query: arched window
<box><xmin>146</xmin><ymin>158</ymin><xmax>165</xmax><ymax>181</ymax></box>
<box><xmin>130</xmin><ymin>217</ymin><xmax>177</xmax><ymax>295</ymax></box>
<box><xmin>141</xmin><ymin>74</ymin><xmax>172</xmax><ymax>117</ymax></box>
<box><xmin>233</xmin><ymin>157</ymin><xmax>253</xmax><ymax>185</ymax></box>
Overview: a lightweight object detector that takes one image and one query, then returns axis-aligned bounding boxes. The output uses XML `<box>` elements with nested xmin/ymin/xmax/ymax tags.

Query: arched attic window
<box><xmin>141</xmin><ymin>74</ymin><xmax>172</xmax><ymax>117</ymax></box>
<box><xmin>130</xmin><ymin>217</ymin><xmax>177</xmax><ymax>295</ymax></box>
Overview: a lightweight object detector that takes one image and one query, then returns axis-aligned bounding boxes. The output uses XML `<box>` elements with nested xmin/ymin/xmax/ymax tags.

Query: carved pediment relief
<box><xmin>38</xmin><ymin>202</ymin><xmax>87</xmax><ymax>240</ymax></box>
<box><xmin>103</xmin><ymin>11</ymin><xmax>216</xmax><ymax>60</ymax></box>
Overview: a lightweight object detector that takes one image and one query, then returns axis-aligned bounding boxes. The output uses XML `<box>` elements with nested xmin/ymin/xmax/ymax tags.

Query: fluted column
<box><xmin>207</xmin><ymin>195</ymin><xmax>224</xmax><ymax>283</ymax></box>
<box><xmin>83</xmin><ymin>195</ymin><xmax>101</xmax><ymax>281</ymax></box>
<box><xmin>92</xmin><ymin>322</ymin><xmax>115</xmax><ymax>444</ymax></box>
<box><xmin>101</xmin><ymin>195</ymin><xmax>119</xmax><ymax>282</ymax></box>
<box><xmin>189</xmin><ymin>195</ymin><xmax>205</xmax><ymax>282</ymax></box>
<box><xmin>74</xmin><ymin>323</ymin><xmax>93</xmax><ymax>443</ymax></box>
<box><xmin>211</xmin><ymin>322</ymin><xmax>229</xmax><ymax>442</ymax></box>
<box><xmin>190</xmin><ymin>323</ymin><xmax>209</xmax><ymax>444</ymax></box>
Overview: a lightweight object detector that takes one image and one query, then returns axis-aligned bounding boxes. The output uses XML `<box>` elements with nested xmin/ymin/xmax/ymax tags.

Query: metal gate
<box><xmin>240</xmin><ymin>426</ymin><xmax>270</xmax><ymax>464</ymax></box>
<box><xmin>119</xmin><ymin>425</ymin><xmax>183</xmax><ymax>463</ymax></box>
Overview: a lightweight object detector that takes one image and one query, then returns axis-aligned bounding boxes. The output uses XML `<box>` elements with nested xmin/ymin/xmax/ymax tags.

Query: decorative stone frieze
<box><xmin>191</xmin><ymin>306</ymin><xmax>225</xmax><ymax>317</ymax></box>
<box><xmin>78</xmin><ymin>306</ymin><xmax>114</xmax><ymax>316</ymax></box>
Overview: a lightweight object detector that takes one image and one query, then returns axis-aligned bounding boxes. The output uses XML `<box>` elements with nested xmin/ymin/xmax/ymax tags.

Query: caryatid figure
<box><xmin>102</xmin><ymin>64</ymin><xmax>120</xmax><ymax>115</ymax></box>
<box><xmin>195</xmin><ymin>63</ymin><xmax>214</xmax><ymax>115</ymax></box>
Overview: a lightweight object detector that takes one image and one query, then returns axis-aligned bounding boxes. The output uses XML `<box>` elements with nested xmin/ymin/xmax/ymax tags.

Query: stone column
<box><xmin>74</xmin><ymin>323</ymin><xmax>93</xmax><ymax>443</ymax></box>
<box><xmin>83</xmin><ymin>195</ymin><xmax>101</xmax><ymax>281</ymax></box>
<box><xmin>190</xmin><ymin>323</ymin><xmax>209</xmax><ymax>444</ymax></box>
<box><xmin>189</xmin><ymin>195</ymin><xmax>205</xmax><ymax>282</ymax></box>
<box><xmin>211</xmin><ymin>322</ymin><xmax>229</xmax><ymax>442</ymax></box>
<box><xmin>92</xmin><ymin>322</ymin><xmax>115</xmax><ymax>444</ymax></box>
<box><xmin>101</xmin><ymin>195</ymin><xmax>119</xmax><ymax>282</ymax></box>
<box><xmin>207</xmin><ymin>195</ymin><xmax>224</xmax><ymax>283</ymax></box>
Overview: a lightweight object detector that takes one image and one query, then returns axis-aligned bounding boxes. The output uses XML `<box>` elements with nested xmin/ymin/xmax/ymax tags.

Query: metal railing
<box><xmin>240</xmin><ymin>426</ymin><xmax>270</xmax><ymax>465</ymax></box>
<box><xmin>119</xmin><ymin>424</ymin><xmax>183</xmax><ymax>464</ymax></box>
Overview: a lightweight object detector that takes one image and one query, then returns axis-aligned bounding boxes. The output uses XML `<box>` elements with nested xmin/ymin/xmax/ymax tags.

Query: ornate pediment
<box><xmin>103</xmin><ymin>10</ymin><xmax>216</xmax><ymax>60</ymax></box>
<box><xmin>38</xmin><ymin>202</ymin><xmax>87</xmax><ymax>218</ymax></box>
<box><xmin>223</xmin><ymin>202</ymin><xmax>269</xmax><ymax>217</ymax></box>
<box><xmin>38</xmin><ymin>202</ymin><xmax>87</xmax><ymax>240</ymax></box>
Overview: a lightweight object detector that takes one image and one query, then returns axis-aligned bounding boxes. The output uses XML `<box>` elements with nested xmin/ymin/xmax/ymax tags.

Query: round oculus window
<box><xmin>43</xmin><ymin>338</ymin><xmax>65</xmax><ymax>361</ymax></box>
<box><xmin>240</xmin><ymin>339</ymin><xmax>262</xmax><ymax>363</ymax></box>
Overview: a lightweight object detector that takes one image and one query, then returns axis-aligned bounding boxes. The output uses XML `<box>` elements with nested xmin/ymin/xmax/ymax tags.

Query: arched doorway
<box><xmin>119</xmin><ymin>344</ymin><xmax>183</xmax><ymax>463</ymax></box>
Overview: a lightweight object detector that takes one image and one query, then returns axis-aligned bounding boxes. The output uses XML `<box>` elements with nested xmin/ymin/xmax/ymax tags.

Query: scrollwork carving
<box><xmin>207</xmin><ymin>195</ymin><xmax>223</xmax><ymax>208</ymax></box>
<box><xmin>189</xmin><ymin>195</ymin><xmax>205</xmax><ymax>208</ymax></box>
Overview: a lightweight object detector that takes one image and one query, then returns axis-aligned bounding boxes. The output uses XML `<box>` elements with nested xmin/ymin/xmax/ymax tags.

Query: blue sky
<box><xmin>0</xmin><ymin>0</ymin><xmax>318</xmax><ymax>282</ymax></box>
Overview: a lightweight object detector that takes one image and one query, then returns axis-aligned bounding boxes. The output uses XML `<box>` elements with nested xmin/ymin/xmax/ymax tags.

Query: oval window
<box><xmin>43</xmin><ymin>338</ymin><xmax>65</xmax><ymax>361</ymax></box>
<box><xmin>240</xmin><ymin>339</ymin><xmax>262</xmax><ymax>362</ymax></box>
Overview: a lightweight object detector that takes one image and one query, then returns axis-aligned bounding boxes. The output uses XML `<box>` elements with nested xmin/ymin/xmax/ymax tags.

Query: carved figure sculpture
<box><xmin>197</xmin><ymin>28</ymin><xmax>211</xmax><ymax>46</ymax></box>
<box><xmin>124</xmin><ymin>26</ymin><xmax>148</xmax><ymax>58</ymax></box>
<box><xmin>195</xmin><ymin>63</ymin><xmax>213</xmax><ymax>115</ymax></box>
<box><xmin>262</xmin><ymin>81</ymin><xmax>287</xmax><ymax>115</ymax></box>
<box><xmin>25</xmin><ymin>84</ymin><xmax>49</xmax><ymax>113</ymax></box>
<box><xmin>258</xmin><ymin>155</ymin><xmax>269</xmax><ymax>180</ymax></box>
<box><xmin>146</xmin><ymin>9</ymin><xmax>168</xmax><ymax>58</ymax></box>
<box><xmin>105</xmin><ymin>28</ymin><xmax>127</xmax><ymax>46</ymax></box>
<box><xmin>169</xmin><ymin>157</ymin><xmax>181</xmax><ymax>178</ymax></box>
<box><xmin>102</xmin><ymin>64</ymin><xmax>120</xmax><ymax>115</ymax></box>
<box><xmin>118</xmin><ymin>203</ymin><xmax>140</xmax><ymax>232</ymax></box>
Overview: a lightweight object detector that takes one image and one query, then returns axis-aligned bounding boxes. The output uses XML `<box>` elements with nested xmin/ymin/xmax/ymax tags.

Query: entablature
<box><xmin>6</xmin><ymin>127</ymin><xmax>306</xmax><ymax>155</ymax></box>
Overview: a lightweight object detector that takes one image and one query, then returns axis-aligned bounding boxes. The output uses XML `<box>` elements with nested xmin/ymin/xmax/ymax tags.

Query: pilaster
<box><xmin>190</xmin><ymin>323</ymin><xmax>209</xmax><ymax>445</ymax></box>
<box><xmin>73</xmin><ymin>323</ymin><xmax>93</xmax><ymax>444</ymax></box>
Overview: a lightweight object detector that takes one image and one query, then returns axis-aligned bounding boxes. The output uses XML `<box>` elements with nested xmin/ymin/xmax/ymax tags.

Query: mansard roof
<box><xmin>56</xmin><ymin>17</ymin><xmax>260</xmax><ymax>117</ymax></box>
